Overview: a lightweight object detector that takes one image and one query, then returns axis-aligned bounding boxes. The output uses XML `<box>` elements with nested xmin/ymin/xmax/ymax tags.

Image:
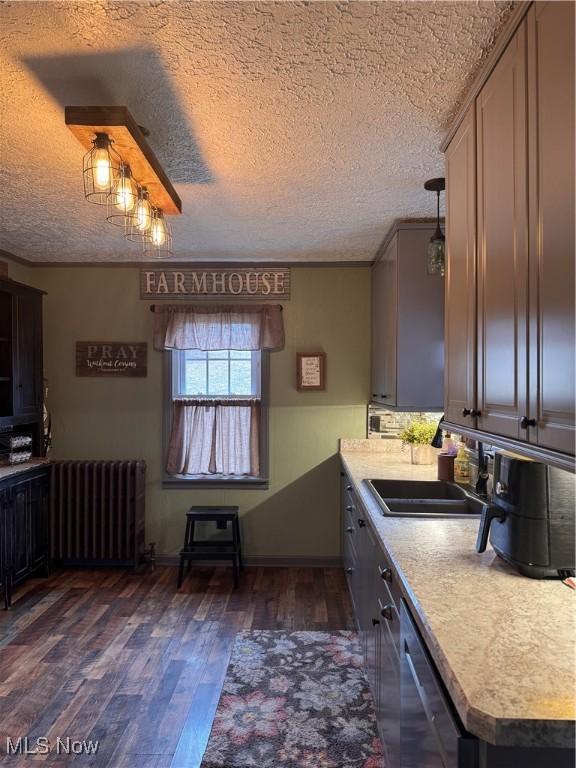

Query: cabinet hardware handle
<box><xmin>372</xmin><ymin>618</ymin><xmax>380</xmax><ymax>627</ymax></box>
<box><xmin>346</xmin><ymin>485</ymin><xmax>353</xmax><ymax>492</ymax></box>
<box><xmin>462</xmin><ymin>408</ymin><xmax>471</xmax><ymax>417</ymax></box>
<box><xmin>520</xmin><ymin>416</ymin><xmax>537</xmax><ymax>429</ymax></box>
<box><xmin>357</xmin><ymin>519</ymin><xmax>366</xmax><ymax>528</ymax></box>
<box><xmin>346</xmin><ymin>567</ymin><xmax>354</xmax><ymax>575</ymax></box>
<box><xmin>346</xmin><ymin>505</ymin><xmax>354</xmax><ymax>512</ymax></box>
<box><xmin>346</xmin><ymin>526</ymin><xmax>354</xmax><ymax>534</ymax></box>
<box><xmin>378</xmin><ymin>565</ymin><xmax>392</xmax><ymax>583</ymax></box>
<box><xmin>380</xmin><ymin>394</ymin><xmax>388</xmax><ymax>398</ymax></box>
<box><xmin>471</xmin><ymin>409</ymin><xmax>482</xmax><ymax>417</ymax></box>
<box><xmin>378</xmin><ymin>598</ymin><xmax>394</xmax><ymax>621</ymax></box>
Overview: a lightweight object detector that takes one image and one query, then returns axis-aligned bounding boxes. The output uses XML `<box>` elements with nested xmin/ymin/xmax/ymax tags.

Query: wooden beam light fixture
<box><xmin>65</xmin><ymin>106</ymin><xmax>182</xmax><ymax>257</ymax></box>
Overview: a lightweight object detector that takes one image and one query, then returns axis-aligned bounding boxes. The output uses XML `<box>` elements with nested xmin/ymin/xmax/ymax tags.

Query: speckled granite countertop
<box><xmin>340</xmin><ymin>441</ymin><xmax>575</xmax><ymax>749</ymax></box>
<box><xmin>0</xmin><ymin>459</ymin><xmax>49</xmax><ymax>481</ymax></box>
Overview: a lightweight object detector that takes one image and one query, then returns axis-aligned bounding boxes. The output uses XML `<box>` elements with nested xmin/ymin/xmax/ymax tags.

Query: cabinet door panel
<box><xmin>30</xmin><ymin>474</ymin><xmax>49</xmax><ymax>570</ymax></box>
<box><xmin>396</xmin><ymin>229</ymin><xmax>444</xmax><ymax>409</ymax></box>
<box><xmin>13</xmin><ymin>292</ymin><xmax>43</xmax><ymax>417</ymax></box>
<box><xmin>371</xmin><ymin>237</ymin><xmax>397</xmax><ymax>406</ymax></box>
<box><xmin>11</xmin><ymin>482</ymin><xmax>31</xmax><ymax>582</ymax></box>
<box><xmin>445</xmin><ymin>106</ymin><xmax>477</xmax><ymax>428</ymax></box>
<box><xmin>377</xmin><ymin>604</ymin><xmax>400</xmax><ymax>768</ymax></box>
<box><xmin>476</xmin><ymin>21</ymin><xmax>529</xmax><ymax>440</ymax></box>
<box><xmin>0</xmin><ymin>489</ymin><xmax>7</xmax><ymax>603</ymax></box>
<box><xmin>357</xmin><ymin>520</ymin><xmax>376</xmax><ymax>685</ymax></box>
<box><xmin>527</xmin><ymin>1</ymin><xmax>575</xmax><ymax>455</ymax></box>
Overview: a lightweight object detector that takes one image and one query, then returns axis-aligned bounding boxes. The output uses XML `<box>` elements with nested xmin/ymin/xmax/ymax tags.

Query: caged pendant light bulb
<box><xmin>424</xmin><ymin>177</ymin><xmax>446</xmax><ymax>277</ymax></box>
<box><xmin>106</xmin><ymin>164</ymin><xmax>138</xmax><ymax>227</ymax></box>
<box><xmin>125</xmin><ymin>187</ymin><xmax>152</xmax><ymax>241</ymax></box>
<box><xmin>82</xmin><ymin>133</ymin><xmax>121</xmax><ymax>204</ymax></box>
<box><xmin>143</xmin><ymin>207</ymin><xmax>172</xmax><ymax>258</ymax></box>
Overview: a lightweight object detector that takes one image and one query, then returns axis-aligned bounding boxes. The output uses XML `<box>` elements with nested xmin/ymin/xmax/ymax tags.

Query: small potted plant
<box><xmin>399</xmin><ymin>419</ymin><xmax>438</xmax><ymax>465</ymax></box>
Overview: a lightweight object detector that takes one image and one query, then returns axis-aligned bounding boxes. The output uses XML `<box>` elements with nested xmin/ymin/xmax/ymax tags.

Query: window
<box><xmin>164</xmin><ymin>349</ymin><xmax>268</xmax><ymax>487</ymax></box>
<box><xmin>173</xmin><ymin>349</ymin><xmax>261</xmax><ymax>399</ymax></box>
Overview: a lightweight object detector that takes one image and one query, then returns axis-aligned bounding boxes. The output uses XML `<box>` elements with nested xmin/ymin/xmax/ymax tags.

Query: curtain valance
<box><xmin>153</xmin><ymin>304</ymin><xmax>284</xmax><ymax>351</ymax></box>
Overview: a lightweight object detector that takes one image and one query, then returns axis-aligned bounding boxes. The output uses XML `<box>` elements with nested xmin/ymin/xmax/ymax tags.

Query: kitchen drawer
<box><xmin>343</xmin><ymin>535</ymin><xmax>357</xmax><ymax>580</ymax></box>
<box><xmin>377</xmin><ymin>593</ymin><xmax>400</xmax><ymax>659</ymax></box>
<box><xmin>341</xmin><ymin>473</ymin><xmax>357</xmax><ymax>510</ymax></box>
<box><xmin>343</xmin><ymin>505</ymin><xmax>357</xmax><ymax>541</ymax></box>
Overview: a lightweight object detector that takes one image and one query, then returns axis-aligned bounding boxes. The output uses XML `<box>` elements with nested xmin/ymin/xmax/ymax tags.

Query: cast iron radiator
<box><xmin>50</xmin><ymin>460</ymin><xmax>146</xmax><ymax>569</ymax></box>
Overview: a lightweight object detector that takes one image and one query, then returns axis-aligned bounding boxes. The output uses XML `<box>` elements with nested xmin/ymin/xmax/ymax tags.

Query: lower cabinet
<box><xmin>341</xmin><ymin>468</ymin><xmax>575</xmax><ymax>768</ymax></box>
<box><xmin>341</xmin><ymin>470</ymin><xmax>401</xmax><ymax>768</ymax></box>
<box><xmin>0</xmin><ymin>466</ymin><xmax>50</xmax><ymax>609</ymax></box>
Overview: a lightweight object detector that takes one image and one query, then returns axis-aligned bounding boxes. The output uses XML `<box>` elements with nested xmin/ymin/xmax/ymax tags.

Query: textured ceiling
<box><xmin>0</xmin><ymin>1</ymin><xmax>512</xmax><ymax>263</ymax></box>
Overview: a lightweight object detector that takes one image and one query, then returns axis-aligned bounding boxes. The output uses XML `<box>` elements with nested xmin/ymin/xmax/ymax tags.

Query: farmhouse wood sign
<box><xmin>140</xmin><ymin>268</ymin><xmax>290</xmax><ymax>299</ymax></box>
<box><xmin>76</xmin><ymin>342</ymin><xmax>148</xmax><ymax>378</ymax></box>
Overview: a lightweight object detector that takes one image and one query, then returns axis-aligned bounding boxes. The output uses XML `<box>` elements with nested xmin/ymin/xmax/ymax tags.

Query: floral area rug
<box><xmin>200</xmin><ymin>630</ymin><xmax>385</xmax><ymax>768</ymax></box>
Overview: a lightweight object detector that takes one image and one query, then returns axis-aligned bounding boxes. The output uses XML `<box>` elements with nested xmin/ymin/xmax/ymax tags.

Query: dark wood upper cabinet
<box><xmin>444</xmin><ymin>2</ymin><xmax>574</xmax><ymax>460</ymax></box>
<box><xmin>13</xmin><ymin>289</ymin><xmax>43</xmax><ymax>417</ymax></box>
<box><xmin>0</xmin><ymin>279</ymin><xmax>44</xmax><ymax>447</ymax></box>
<box><xmin>476</xmin><ymin>17</ymin><xmax>529</xmax><ymax>441</ymax></box>
<box><xmin>527</xmin><ymin>0</ymin><xmax>575</xmax><ymax>455</ymax></box>
<box><xmin>371</xmin><ymin>237</ymin><xmax>398</xmax><ymax>407</ymax></box>
<box><xmin>444</xmin><ymin>107</ymin><xmax>477</xmax><ymax>429</ymax></box>
<box><xmin>371</xmin><ymin>225</ymin><xmax>444</xmax><ymax>411</ymax></box>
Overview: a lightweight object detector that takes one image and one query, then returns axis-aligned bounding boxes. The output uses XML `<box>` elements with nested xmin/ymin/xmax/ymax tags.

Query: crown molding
<box><xmin>372</xmin><ymin>217</ymin><xmax>439</xmax><ymax>265</ymax></box>
<box><xmin>440</xmin><ymin>1</ymin><xmax>532</xmax><ymax>152</ymax></box>
<box><xmin>0</xmin><ymin>255</ymin><xmax>371</xmax><ymax>269</ymax></box>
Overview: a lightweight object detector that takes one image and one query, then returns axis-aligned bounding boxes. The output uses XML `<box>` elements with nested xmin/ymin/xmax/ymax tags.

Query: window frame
<box><xmin>172</xmin><ymin>348</ymin><xmax>261</xmax><ymax>399</ymax></box>
<box><xmin>162</xmin><ymin>349</ymin><xmax>270</xmax><ymax>489</ymax></box>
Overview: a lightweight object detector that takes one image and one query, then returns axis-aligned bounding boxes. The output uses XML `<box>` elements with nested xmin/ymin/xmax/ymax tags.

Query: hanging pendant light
<box><xmin>82</xmin><ymin>133</ymin><xmax>121</xmax><ymax>204</ymax></box>
<box><xmin>424</xmin><ymin>177</ymin><xmax>446</xmax><ymax>276</ymax></box>
<box><xmin>125</xmin><ymin>187</ymin><xmax>152</xmax><ymax>241</ymax></box>
<box><xmin>143</xmin><ymin>207</ymin><xmax>172</xmax><ymax>258</ymax></box>
<box><xmin>106</xmin><ymin>164</ymin><xmax>138</xmax><ymax>227</ymax></box>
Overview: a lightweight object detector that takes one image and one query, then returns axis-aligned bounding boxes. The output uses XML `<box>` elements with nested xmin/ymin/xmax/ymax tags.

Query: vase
<box><xmin>410</xmin><ymin>444</ymin><xmax>435</xmax><ymax>465</ymax></box>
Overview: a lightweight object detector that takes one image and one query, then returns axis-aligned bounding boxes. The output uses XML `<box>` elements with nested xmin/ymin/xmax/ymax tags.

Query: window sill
<box><xmin>162</xmin><ymin>474</ymin><xmax>269</xmax><ymax>490</ymax></box>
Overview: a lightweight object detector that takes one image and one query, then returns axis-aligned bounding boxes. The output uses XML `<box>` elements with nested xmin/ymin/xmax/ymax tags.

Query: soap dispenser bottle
<box><xmin>454</xmin><ymin>440</ymin><xmax>471</xmax><ymax>485</ymax></box>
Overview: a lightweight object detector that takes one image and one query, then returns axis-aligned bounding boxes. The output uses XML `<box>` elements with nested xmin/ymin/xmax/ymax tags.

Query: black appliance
<box><xmin>476</xmin><ymin>452</ymin><xmax>575</xmax><ymax>578</ymax></box>
<box><xmin>400</xmin><ymin>600</ymin><xmax>477</xmax><ymax>768</ymax></box>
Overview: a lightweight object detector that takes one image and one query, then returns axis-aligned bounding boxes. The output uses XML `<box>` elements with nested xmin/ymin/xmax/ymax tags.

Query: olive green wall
<box><xmin>3</xmin><ymin>255</ymin><xmax>38</xmax><ymax>288</ymax></box>
<box><xmin>10</xmin><ymin>262</ymin><xmax>370</xmax><ymax>561</ymax></box>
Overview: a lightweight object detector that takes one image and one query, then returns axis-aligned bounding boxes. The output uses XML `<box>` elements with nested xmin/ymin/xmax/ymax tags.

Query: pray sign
<box><xmin>76</xmin><ymin>342</ymin><xmax>148</xmax><ymax>378</ymax></box>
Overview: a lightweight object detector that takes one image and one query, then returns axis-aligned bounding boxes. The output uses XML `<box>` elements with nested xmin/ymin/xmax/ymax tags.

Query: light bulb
<box><xmin>93</xmin><ymin>149</ymin><xmax>111</xmax><ymax>190</ymax></box>
<box><xmin>151</xmin><ymin>216</ymin><xmax>166</xmax><ymax>245</ymax></box>
<box><xmin>136</xmin><ymin>196</ymin><xmax>151</xmax><ymax>231</ymax></box>
<box><xmin>114</xmin><ymin>174</ymin><xmax>136</xmax><ymax>212</ymax></box>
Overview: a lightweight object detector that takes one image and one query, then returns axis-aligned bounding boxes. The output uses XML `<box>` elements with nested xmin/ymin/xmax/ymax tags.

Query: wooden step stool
<box><xmin>177</xmin><ymin>506</ymin><xmax>243</xmax><ymax>589</ymax></box>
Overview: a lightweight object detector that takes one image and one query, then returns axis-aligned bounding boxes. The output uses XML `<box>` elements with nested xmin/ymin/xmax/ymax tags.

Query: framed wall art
<box><xmin>296</xmin><ymin>353</ymin><xmax>326</xmax><ymax>391</ymax></box>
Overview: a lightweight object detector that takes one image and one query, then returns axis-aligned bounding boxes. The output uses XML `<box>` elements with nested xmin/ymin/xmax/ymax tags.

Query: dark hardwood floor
<box><xmin>0</xmin><ymin>566</ymin><xmax>354</xmax><ymax>767</ymax></box>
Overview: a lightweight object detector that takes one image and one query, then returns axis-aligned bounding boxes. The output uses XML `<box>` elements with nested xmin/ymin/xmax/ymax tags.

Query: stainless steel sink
<box><xmin>366</xmin><ymin>479</ymin><xmax>484</xmax><ymax>518</ymax></box>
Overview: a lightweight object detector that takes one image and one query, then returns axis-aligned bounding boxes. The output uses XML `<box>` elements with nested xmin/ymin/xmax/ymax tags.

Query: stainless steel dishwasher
<box><xmin>400</xmin><ymin>600</ymin><xmax>478</xmax><ymax>768</ymax></box>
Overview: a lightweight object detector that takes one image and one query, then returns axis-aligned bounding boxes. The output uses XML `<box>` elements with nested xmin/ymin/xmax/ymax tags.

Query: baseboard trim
<box><xmin>155</xmin><ymin>555</ymin><xmax>343</xmax><ymax>568</ymax></box>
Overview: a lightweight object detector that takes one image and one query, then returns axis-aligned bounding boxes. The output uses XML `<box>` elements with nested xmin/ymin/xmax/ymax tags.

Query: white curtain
<box><xmin>154</xmin><ymin>304</ymin><xmax>284</xmax><ymax>351</ymax></box>
<box><xmin>167</xmin><ymin>400</ymin><xmax>260</xmax><ymax>476</ymax></box>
